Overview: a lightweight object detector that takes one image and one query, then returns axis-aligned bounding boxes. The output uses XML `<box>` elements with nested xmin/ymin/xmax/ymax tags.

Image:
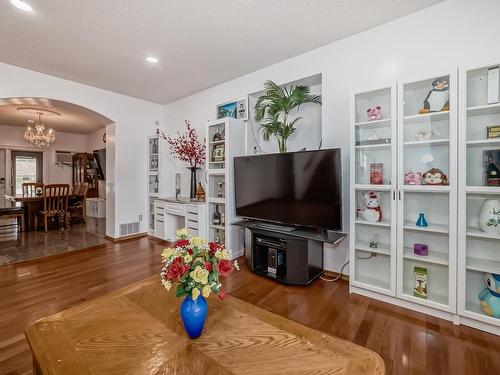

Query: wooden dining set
<box><xmin>0</xmin><ymin>182</ymin><xmax>89</xmax><ymax>234</ymax></box>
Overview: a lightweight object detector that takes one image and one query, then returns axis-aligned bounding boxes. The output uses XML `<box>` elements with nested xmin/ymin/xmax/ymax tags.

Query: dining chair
<box><xmin>22</xmin><ymin>182</ymin><xmax>44</xmax><ymax>197</ymax></box>
<box><xmin>69</xmin><ymin>182</ymin><xmax>89</xmax><ymax>223</ymax></box>
<box><xmin>35</xmin><ymin>184</ymin><xmax>70</xmax><ymax>232</ymax></box>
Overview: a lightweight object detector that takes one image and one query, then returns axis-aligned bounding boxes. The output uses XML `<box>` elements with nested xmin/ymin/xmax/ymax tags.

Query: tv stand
<box><xmin>233</xmin><ymin>219</ymin><xmax>346</xmax><ymax>285</ymax></box>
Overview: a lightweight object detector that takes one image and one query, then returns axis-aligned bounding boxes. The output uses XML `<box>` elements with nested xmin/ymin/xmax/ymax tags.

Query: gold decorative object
<box><xmin>18</xmin><ymin>107</ymin><xmax>60</xmax><ymax>147</ymax></box>
<box><xmin>195</xmin><ymin>182</ymin><xmax>206</xmax><ymax>201</ymax></box>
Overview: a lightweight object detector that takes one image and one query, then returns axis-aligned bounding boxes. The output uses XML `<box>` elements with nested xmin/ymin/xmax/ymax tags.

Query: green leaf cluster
<box><xmin>254</xmin><ymin>80</ymin><xmax>321</xmax><ymax>153</ymax></box>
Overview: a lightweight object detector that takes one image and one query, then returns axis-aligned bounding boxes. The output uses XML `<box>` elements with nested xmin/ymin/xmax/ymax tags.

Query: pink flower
<box><xmin>217</xmin><ymin>259</ymin><xmax>233</xmax><ymax>277</ymax></box>
<box><xmin>219</xmin><ymin>289</ymin><xmax>225</xmax><ymax>300</ymax></box>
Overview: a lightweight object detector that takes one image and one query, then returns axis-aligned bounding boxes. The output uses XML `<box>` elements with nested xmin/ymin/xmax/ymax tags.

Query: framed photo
<box><xmin>216</xmin><ymin>101</ymin><xmax>237</xmax><ymax>119</ymax></box>
<box><xmin>212</xmin><ymin>144</ymin><xmax>225</xmax><ymax>162</ymax></box>
<box><xmin>487</xmin><ymin>125</ymin><xmax>500</xmax><ymax>139</ymax></box>
<box><xmin>236</xmin><ymin>97</ymin><xmax>248</xmax><ymax>121</ymax></box>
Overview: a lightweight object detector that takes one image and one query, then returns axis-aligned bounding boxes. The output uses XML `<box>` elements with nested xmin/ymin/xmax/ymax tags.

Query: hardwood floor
<box><xmin>0</xmin><ymin>236</ymin><xmax>499</xmax><ymax>374</ymax></box>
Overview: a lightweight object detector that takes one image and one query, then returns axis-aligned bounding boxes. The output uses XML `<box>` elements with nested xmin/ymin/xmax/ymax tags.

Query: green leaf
<box><xmin>175</xmin><ymin>284</ymin><xmax>187</xmax><ymax>298</ymax></box>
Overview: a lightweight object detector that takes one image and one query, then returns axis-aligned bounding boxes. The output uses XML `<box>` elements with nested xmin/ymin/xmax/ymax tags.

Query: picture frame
<box><xmin>212</xmin><ymin>144</ymin><xmax>225</xmax><ymax>162</ymax></box>
<box><xmin>216</xmin><ymin>101</ymin><xmax>237</xmax><ymax>119</ymax></box>
<box><xmin>236</xmin><ymin>97</ymin><xmax>248</xmax><ymax>121</ymax></box>
<box><xmin>487</xmin><ymin>125</ymin><xmax>500</xmax><ymax>139</ymax></box>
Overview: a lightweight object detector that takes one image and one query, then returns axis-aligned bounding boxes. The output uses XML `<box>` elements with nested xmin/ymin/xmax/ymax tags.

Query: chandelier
<box><xmin>19</xmin><ymin>108</ymin><xmax>59</xmax><ymax>147</ymax></box>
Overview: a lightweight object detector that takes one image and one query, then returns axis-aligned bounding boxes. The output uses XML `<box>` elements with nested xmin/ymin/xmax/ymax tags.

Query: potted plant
<box><xmin>160</xmin><ymin>229</ymin><xmax>239</xmax><ymax>339</ymax></box>
<box><xmin>254</xmin><ymin>80</ymin><xmax>322</xmax><ymax>153</ymax></box>
<box><xmin>157</xmin><ymin>120</ymin><xmax>205</xmax><ymax>199</ymax></box>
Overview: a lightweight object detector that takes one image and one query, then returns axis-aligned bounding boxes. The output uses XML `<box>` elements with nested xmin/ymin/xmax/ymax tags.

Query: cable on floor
<box><xmin>319</xmin><ymin>260</ymin><xmax>349</xmax><ymax>282</ymax></box>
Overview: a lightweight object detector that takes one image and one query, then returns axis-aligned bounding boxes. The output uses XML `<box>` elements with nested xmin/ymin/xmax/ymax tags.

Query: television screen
<box><xmin>234</xmin><ymin>149</ymin><xmax>342</xmax><ymax>231</ymax></box>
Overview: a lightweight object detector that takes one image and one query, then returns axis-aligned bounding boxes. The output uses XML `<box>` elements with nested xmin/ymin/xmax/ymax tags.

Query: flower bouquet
<box><xmin>160</xmin><ymin>228</ymin><xmax>239</xmax><ymax>338</ymax></box>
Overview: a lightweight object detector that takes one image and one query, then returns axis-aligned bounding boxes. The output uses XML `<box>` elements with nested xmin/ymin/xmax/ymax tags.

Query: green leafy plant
<box><xmin>254</xmin><ymin>80</ymin><xmax>321</xmax><ymax>153</ymax></box>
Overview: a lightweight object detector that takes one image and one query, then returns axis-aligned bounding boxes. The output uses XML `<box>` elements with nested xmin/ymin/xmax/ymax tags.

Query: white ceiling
<box><xmin>0</xmin><ymin>0</ymin><xmax>442</xmax><ymax>104</ymax></box>
<box><xmin>0</xmin><ymin>98</ymin><xmax>113</xmax><ymax>134</ymax></box>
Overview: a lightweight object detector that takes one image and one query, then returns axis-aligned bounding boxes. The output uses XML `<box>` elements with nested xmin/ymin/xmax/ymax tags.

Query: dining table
<box><xmin>4</xmin><ymin>193</ymin><xmax>80</xmax><ymax>231</ymax></box>
<box><xmin>25</xmin><ymin>276</ymin><xmax>385</xmax><ymax>375</ymax></box>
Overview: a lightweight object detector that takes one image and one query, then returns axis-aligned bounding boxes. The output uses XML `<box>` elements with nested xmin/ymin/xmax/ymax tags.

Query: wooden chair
<box><xmin>35</xmin><ymin>184</ymin><xmax>70</xmax><ymax>232</ymax></box>
<box><xmin>69</xmin><ymin>182</ymin><xmax>89</xmax><ymax>223</ymax></box>
<box><xmin>0</xmin><ymin>206</ymin><xmax>24</xmax><ymax>236</ymax></box>
<box><xmin>22</xmin><ymin>182</ymin><xmax>44</xmax><ymax>197</ymax></box>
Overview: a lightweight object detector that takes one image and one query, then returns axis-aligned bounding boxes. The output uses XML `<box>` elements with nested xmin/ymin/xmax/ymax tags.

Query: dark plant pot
<box><xmin>180</xmin><ymin>295</ymin><xmax>207</xmax><ymax>339</ymax></box>
<box><xmin>188</xmin><ymin>167</ymin><xmax>199</xmax><ymax>199</ymax></box>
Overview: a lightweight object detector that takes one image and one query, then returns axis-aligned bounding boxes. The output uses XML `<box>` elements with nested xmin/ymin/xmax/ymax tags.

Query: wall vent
<box><xmin>119</xmin><ymin>222</ymin><xmax>140</xmax><ymax>237</ymax></box>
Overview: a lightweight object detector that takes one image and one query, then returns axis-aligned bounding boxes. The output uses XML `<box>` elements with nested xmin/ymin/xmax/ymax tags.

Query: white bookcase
<box><xmin>458</xmin><ymin>63</ymin><xmax>500</xmax><ymax>335</ymax></box>
<box><xmin>349</xmin><ymin>85</ymin><xmax>397</xmax><ymax>296</ymax></box>
<box><xmin>147</xmin><ymin>135</ymin><xmax>160</xmax><ymax>235</ymax></box>
<box><xmin>397</xmin><ymin>73</ymin><xmax>457</xmax><ymax>314</ymax></box>
<box><xmin>350</xmin><ymin>72</ymin><xmax>459</xmax><ymax>322</ymax></box>
<box><xmin>205</xmin><ymin>118</ymin><xmax>246</xmax><ymax>259</ymax></box>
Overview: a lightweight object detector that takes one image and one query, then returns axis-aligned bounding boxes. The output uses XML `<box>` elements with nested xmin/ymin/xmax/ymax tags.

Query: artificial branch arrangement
<box><xmin>254</xmin><ymin>80</ymin><xmax>322</xmax><ymax>153</ymax></box>
<box><xmin>157</xmin><ymin>120</ymin><xmax>206</xmax><ymax>168</ymax></box>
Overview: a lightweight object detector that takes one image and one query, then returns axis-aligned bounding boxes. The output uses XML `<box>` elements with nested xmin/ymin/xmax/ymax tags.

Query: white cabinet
<box><xmin>153</xmin><ymin>200</ymin><xmax>207</xmax><ymax>241</ymax></box>
<box><xmin>458</xmin><ymin>63</ymin><xmax>500</xmax><ymax>335</ymax></box>
<box><xmin>205</xmin><ymin>118</ymin><xmax>246</xmax><ymax>259</ymax></box>
<box><xmin>148</xmin><ymin>136</ymin><xmax>161</xmax><ymax>235</ymax></box>
<box><xmin>350</xmin><ymin>72</ymin><xmax>459</xmax><ymax>322</ymax></box>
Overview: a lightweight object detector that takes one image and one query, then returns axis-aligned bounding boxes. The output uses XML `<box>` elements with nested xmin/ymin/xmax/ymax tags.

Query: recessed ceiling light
<box><xmin>11</xmin><ymin>0</ymin><xmax>33</xmax><ymax>12</ymax></box>
<box><xmin>146</xmin><ymin>56</ymin><xmax>159</xmax><ymax>63</ymax></box>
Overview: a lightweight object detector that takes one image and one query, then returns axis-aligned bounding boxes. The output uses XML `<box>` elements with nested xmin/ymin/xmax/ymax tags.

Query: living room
<box><xmin>1</xmin><ymin>0</ymin><xmax>500</xmax><ymax>374</ymax></box>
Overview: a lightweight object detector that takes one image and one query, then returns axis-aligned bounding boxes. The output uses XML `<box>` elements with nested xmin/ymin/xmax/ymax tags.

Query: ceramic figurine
<box><xmin>362</xmin><ymin>191</ymin><xmax>382</xmax><ymax>222</ymax></box>
<box><xmin>478</xmin><ymin>199</ymin><xmax>500</xmax><ymax>234</ymax></box>
<box><xmin>479</xmin><ymin>273</ymin><xmax>500</xmax><ymax>318</ymax></box>
<box><xmin>422</xmin><ymin>168</ymin><xmax>448</xmax><ymax>185</ymax></box>
<box><xmin>404</xmin><ymin>172</ymin><xmax>422</xmax><ymax>185</ymax></box>
<box><xmin>419</xmin><ymin>78</ymin><xmax>450</xmax><ymax>114</ymax></box>
<box><xmin>366</xmin><ymin>105</ymin><xmax>383</xmax><ymax>121</ymax></box>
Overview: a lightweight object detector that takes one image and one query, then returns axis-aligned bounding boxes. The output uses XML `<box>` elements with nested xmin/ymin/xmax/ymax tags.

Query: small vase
<box><xmin>416</xmin><ymin>213</ymin><xmax>428</xmax><ymax>227</ymax></box>
<box><xmin>188</xmin><ymin>167</ymin><xmax>199</xmax><ymax>200</ymax></box>
<box><xmin>479</xmin><ymin>199</ymin><xmax>500</xmax><ymax>234</ymax></box>
<box><xmin>180</xmin><ymin>295</ymin><xmax>207</xmax><ymax>339</ymax></box>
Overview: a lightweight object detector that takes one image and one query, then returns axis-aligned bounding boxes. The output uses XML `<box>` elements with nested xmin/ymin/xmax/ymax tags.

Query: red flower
<box><xmin>187</xmin><ymin>249</ymin><xmax>193</xmax><ymax>255</ymax></box>
<box><xmin>166</xmin><ymin>258</ymin><xmax>188</xmax><ymax>281</ymax></box>
<box><xmin>217</xmin><ymin>259</ymin><xmax>233</xmax><ymax>277</ymax></box>
<box><xmin>208</xmin><ymin>241</ymin><xmax>219</xmax><ymax>255</ymax></box>
<box><xmin>219</xmin><ymin>289</ymin><xmax>225</xmax><ymax>300</ymax></box>
<box><xmin>175</xmin><ymin>239</ymin><xmax>189</xmax><ymax>248</ymax></box>
<box><xmin>204</xmin><ymin>262</ymin><xmax>212</xmax><ymax>272</ymax></box>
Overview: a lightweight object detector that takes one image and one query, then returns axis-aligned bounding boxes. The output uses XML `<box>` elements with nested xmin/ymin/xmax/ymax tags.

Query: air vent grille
<box><xmin>119</xmin><ymin>222</ymin><xmax>140</xmax><ymax>237</ymax></box>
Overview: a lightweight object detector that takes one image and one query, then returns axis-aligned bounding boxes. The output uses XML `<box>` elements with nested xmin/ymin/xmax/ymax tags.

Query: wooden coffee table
<box><xmin>25</xmin><ymin>277</ymin><xmax>384</xmax><ymax>374</ymax></box>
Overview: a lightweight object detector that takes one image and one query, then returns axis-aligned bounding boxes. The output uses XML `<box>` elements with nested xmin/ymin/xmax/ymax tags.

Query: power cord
<box><xmin>320</xmin><ymin>260</ymin><xmax>349</xmax><ymax>282</ymax></box>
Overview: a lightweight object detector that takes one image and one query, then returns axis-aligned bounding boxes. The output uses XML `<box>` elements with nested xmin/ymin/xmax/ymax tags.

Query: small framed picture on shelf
<box><xmin>484</xmin><ymin>149</ymin><xmax>500</xmax><ymax>186</ymax></box>
<box><xmin>369</xmin><ymin>163</ymin><xmax>384</xmax><ymax>185</ymax></box>
<box><xmin>212</xmin><ymin>144</ymin><xmax>225</xmax><ymax>162</ymax></box>
<box><xmin>487</xmin><ymin>125</ymin><xmax>500</xmax><ymax>139</ymax></box>
<box><xmin>413</xmin><ymin>266</ymin><xmax>428</xmax><ymax>299</ymax></box>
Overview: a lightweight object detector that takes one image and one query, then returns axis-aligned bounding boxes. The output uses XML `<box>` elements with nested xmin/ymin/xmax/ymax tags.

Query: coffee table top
<box><xmin>25</xmin><ymin>277</ymin><xmax>384</xmax><ymax>375</ymax></box>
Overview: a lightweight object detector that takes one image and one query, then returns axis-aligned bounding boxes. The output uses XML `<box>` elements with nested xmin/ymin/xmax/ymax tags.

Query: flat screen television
<box><xmin>234</xmin><ymin>149</ymin><xmax>342</xmax><ymax>231</ymax></box>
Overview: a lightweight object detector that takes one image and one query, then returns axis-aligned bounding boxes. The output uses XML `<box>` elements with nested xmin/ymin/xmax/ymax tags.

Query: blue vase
<box><xmin>416</xmin><ymin>213</ymin><xmax>428</xmax><ymax>227</ymax></box>
<box><xmin>180</xmin><ymin>295</ymin><xmax>207</xmax><ymax>339</ymax></box>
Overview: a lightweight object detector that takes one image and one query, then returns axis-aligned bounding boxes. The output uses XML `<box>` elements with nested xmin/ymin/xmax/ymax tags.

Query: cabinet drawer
<box><xmin>187</xmin><ymin>227</ymin><xmax>198</xmax><ymax>236</ymax></box>
<box><xmin>185</xmin><ymin>212</ymin><xmax>198</xmax><ymax>222</ymax></box>
<box><xmin>185</xmin><ymin>205</ymin><xmax>198</xmax><ymax>214</ymax></box>
<box><xmin>166</xmin><ymin>203</ymin><xmax>185</xmax><ymax>215</ymax></box>
<box><xmin>186</xmin><ymin>219</ymin><xmax>198</xmax><ymax>229</ymax></box>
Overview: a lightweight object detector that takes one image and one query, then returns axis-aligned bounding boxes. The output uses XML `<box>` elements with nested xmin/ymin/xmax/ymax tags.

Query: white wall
<box><xmin>0</xmin><ymin>63</ymin><xmax>164</xmax><ymax>237</ymax></box>
<box><xmin>162</xmin><ymin>0</ymin><xmax>500</xmax><ymax>274</ymax></box>
<box><xmin>87</xmin><ymin>128</ymin><xmax>106</xmax><ymax>152</ymax></box>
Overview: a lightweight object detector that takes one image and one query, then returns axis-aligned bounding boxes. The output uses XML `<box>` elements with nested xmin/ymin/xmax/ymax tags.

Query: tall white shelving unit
<box><xmin>349</xmin><ymin>85</ymin><xmax>397</xmax><ymax>296</ymax></box>
<box><xmin>147</xmin><ymin>135</ymin><xmax>160</xmax><ymax>235</ymax></box>
<box><xmin>205</xmin><ymin>118</ymin><xmax>246</xmax><ymax>259</ymax></box>
<box><xmin>397</xmin><ymin>72</ymin><xmax>457</xmax><ymax>316</ymax></box>
<box><xmin>350</xmin><ymin>72</ymin><xmax>459</xmax><ymax>322</ymax></box>
<box><xmin>458</xmin><ymin>63</ymin><xmax>500</xmax><ymax>335</ymax></box>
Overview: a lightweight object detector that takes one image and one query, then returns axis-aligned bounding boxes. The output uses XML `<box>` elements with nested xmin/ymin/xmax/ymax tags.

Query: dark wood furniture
<box><xmin>22</xmin><ymin>182</ymin><xmax>44</xmax><ymax>197</ymax></box>
<box><xmin>0</xmin><ymin>206</ymin><xmax>24</xmax><ymax>235</ymax></box>
<box><xmin>4</xmin><ymin>193</ymin><xmax>80</xmax><ymax>231</ymax></box>
<box><xmin>234</xmin><ymin>219</ymin><xmax>346</xmax><ymax>285</ymax></box>
<box><xmin>25</xmin><ymin>276</ymin><xmax>384</xmax><ymax>375</ymax></box>
<box><xmin>35</xmin><ymin>184</ymin><xmax>70</xmax><ymax>232</ymax></box>
<box><xmin>72</xmin><ymin>153</ymin><xmax>98</xmax><ymax>198</ymax></box>
<box><xmin>68</xmin><ymin>182</ymin><xmax>89</xmax><ymax>223</ymax></box>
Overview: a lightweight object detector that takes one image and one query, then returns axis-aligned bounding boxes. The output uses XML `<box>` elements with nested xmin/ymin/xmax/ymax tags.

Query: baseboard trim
<box><xmin>321</xmin><ymin>270</ymin><xmax>349</xmax><ymax>282</ymax></box>
<box><xmin>105</xmin><ymin>232</ymin><xmax>148</xmax><ymax>243</ymax></box>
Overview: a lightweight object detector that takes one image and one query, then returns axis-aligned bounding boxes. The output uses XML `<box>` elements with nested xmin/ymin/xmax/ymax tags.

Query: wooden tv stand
<box><xmin>233</xmin><ymin>220</ymin><xmax>346</xmax><ymax>286</ymax></box>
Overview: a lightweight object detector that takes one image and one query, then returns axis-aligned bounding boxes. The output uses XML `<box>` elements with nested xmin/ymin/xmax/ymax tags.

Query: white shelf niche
<box><xmin>464</xmin><ymin>269</ymin><xmax>500</xmax><ymax>327</ymax></box>
<box><xmin>354</xmin><ymin>249</ymin><xmax>391</xmax><ymax>293</ymax></box>
<box><xmin>402</xmin><ymin>192</ymin><xmax>449</xmax><ymax>234</ymax></box>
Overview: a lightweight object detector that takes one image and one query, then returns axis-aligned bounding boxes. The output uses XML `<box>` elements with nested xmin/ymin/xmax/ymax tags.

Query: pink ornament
<box><xmin>367</xmin><ymin>106</ymin><xmax>383</xmax><ymax>121</ymax></box>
